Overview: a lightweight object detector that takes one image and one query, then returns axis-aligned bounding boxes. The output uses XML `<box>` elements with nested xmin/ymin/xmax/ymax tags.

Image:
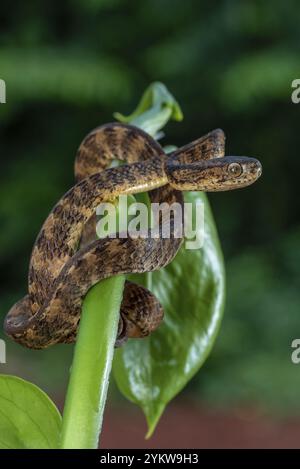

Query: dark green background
<box><xmin>0</xmin><ymin>0</ymin><xmax>299</xmax><ymax>416</ymax></box>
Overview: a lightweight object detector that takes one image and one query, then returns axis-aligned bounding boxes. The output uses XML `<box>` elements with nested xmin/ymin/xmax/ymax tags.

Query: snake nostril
<box><xmin>257</xmin><ymin>163</ymin><xmax>262</xmax><ymax>177</ymax></box>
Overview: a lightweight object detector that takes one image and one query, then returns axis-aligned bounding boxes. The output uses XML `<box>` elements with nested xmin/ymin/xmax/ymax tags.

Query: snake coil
<box><xmin>4</xmin><ymin>123</ymin><xmax>262</xmax><ymax>349</ymax></box>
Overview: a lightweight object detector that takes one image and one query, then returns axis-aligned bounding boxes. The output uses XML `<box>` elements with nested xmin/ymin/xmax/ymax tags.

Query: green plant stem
<box><xmin>60</xmin><ymin>276</ymin><xmax>125</xmax><ymax>449</ymax></box>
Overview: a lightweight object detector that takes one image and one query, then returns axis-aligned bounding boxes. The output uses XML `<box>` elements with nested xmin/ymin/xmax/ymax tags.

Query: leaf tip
<box><xmin>113</xmin><ymin>111</ymin><xmax>127</xmax><ymax>122</ymax></box>
<box><xmin>144</xmin><ymin>405</ymin><xmax>165</xmax><ymax>440</ymax></box>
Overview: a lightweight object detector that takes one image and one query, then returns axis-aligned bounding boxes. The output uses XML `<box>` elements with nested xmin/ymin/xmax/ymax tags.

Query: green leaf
<box><xmin>113</xmin><ymin>191</ymin><xmax>225</xmax><ymax>436</ymax></box>
<box><xmin>113</xmin><ymin>82</ymin><xmax>225</xmax><ymax>436</ymax></box>
<box><xmin>114</xmin><ymin>81</ymin><xmax>183</xmax><ymax>138</ymax></box>
<box><xmin>0</xmin><ymin>375</ymin><xmax>62</xmax><ymax>448</ymax></box>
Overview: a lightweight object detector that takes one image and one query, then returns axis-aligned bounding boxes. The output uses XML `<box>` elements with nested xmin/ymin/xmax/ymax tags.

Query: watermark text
<box><xmin>0</xmin><ymin>79</ymin><xmax>6</xmax><ymax>104</ymax></box>
<box><xmin>95</xmin><ymin>195</ymin><xmax>205</xmax><ymax>250</ymax></box>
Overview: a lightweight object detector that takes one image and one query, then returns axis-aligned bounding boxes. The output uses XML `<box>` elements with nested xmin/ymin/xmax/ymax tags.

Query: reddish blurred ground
<box><xmin>100</xmin><ymin>402</ymin><xmax>300</xmax><ymax>448</ymax></box>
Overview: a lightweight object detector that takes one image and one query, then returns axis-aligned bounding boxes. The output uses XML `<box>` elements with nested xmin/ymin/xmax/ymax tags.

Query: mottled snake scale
<box><xmin>4</xmin><ymin>123</ymin><xmax>262</xmax><ymax>349</ymax></box>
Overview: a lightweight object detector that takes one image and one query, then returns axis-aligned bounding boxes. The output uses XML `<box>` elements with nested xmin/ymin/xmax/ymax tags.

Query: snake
<box><xmin>4</xmin><ymin>123</ymin><xmax>262</xmax><ymax>349</ymax></box>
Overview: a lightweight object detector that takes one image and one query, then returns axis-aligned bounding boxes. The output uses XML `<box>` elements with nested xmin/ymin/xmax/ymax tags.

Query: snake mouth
<box><xmin>239</xmin><ymin>158</ymin><xmax>262</xmax><ymax>187</ymax></box>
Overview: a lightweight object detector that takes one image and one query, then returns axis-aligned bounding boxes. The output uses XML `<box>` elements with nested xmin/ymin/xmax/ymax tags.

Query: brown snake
<box><xmin>4</xmin><ymin>123</ymin><xmax>262</xmax><ymax>349</ymax></box>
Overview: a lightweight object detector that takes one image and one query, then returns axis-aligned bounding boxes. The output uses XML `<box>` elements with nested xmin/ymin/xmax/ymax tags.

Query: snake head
<box><xmin>166</xmin><ymin>156</ymin><xmax>262</xmax><ymax>191</ymax></box>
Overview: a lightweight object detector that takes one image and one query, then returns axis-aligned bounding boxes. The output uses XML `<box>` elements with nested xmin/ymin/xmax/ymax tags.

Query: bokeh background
<box><xmin>1</xmin><ymin>0</ymin><xmax>300</xmax><ymax>448</ymax></box>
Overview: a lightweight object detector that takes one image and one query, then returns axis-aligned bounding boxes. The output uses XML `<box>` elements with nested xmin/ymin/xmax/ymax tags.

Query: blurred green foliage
<box><xmin>0</xmin><ymin>0</ymin><xmax>300</xmax><ymax>415</ymax></box>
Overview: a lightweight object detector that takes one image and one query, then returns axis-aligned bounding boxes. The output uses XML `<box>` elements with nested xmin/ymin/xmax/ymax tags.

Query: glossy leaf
<box><xmin>113</xmin><ymin>191</ymin><xmax>225</xmax><ymax>436</ymax></box>
<box><xmin>114</xmin><ymin>81</ymin><xmax>183</xmax><ymax>138</ymax></box>
<box><xmin>0</xmin><ymin>375</ymin><xmax>62</xmax><ymax>449</ymax></box>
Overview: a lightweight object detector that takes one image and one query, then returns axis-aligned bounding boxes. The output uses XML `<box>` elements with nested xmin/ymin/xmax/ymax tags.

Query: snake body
<box><xmin>4</xmin><ymin>123</ymin><xmax>262</xmax><ymax>349</ymax></box>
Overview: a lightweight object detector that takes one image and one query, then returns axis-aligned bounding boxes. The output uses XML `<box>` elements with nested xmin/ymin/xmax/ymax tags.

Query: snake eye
<box><xmin>228</xmin><ymin>162</ymin><xmax>242</xmax><ymax>177</ymax></box>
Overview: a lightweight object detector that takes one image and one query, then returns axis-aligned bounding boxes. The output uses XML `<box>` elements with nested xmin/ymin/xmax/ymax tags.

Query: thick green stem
<box><xmin>60</xmin><ymin>276</ymin><xmax>125</xmax><ymax>449</ymax></box>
